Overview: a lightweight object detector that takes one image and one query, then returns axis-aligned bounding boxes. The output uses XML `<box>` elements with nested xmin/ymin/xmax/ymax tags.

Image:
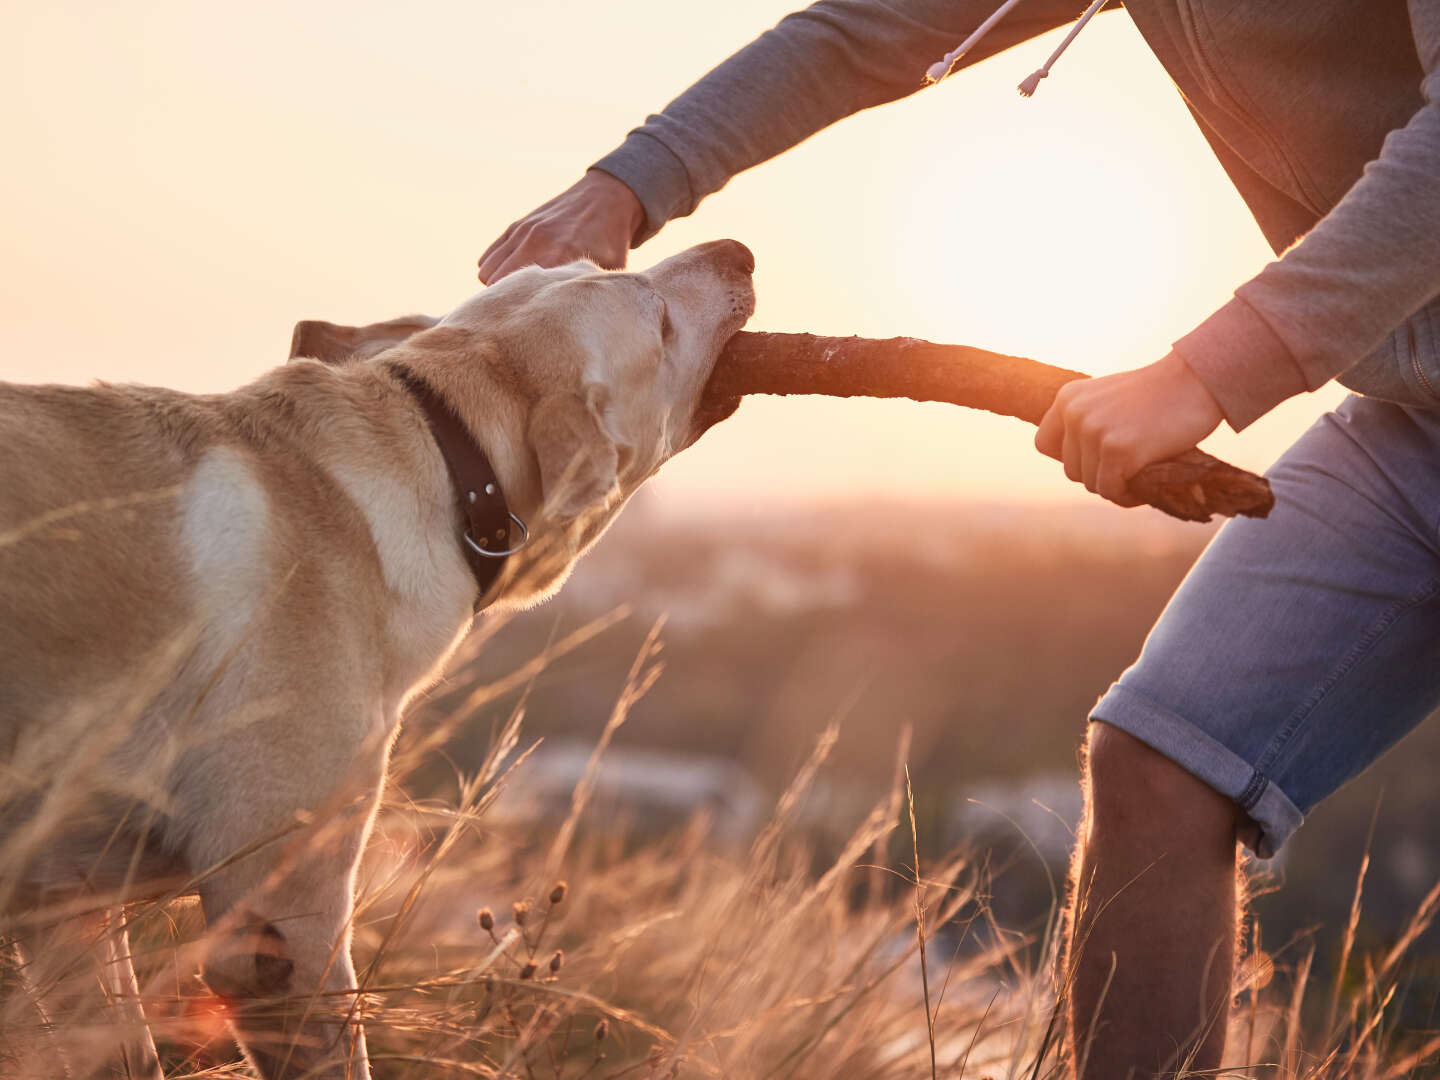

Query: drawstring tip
<box><xmin>1017</xmin><ymin>69</ymin><xmax>1047</xmax><ymax>97</ymax></box>
<box><xmin>923</xmin><ymin>0</ymin><xmax>1029</xmax><ymax>87</ymax></box>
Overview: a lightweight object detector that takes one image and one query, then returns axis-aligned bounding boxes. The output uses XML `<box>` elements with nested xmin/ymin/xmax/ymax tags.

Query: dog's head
<box><xmin>292</xmin><ymin>239</ymin><xmax>755</xmax><ymax>606</ymax></box>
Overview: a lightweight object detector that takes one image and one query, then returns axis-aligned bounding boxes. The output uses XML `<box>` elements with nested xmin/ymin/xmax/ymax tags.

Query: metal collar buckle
<box><xmin>464</xmin><ymin>512</ymin><xmax>529</xmax><ymax>559</ymax></box>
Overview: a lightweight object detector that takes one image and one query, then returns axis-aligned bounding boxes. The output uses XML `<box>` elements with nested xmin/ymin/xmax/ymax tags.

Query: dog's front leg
<box><xmin>97</xmin><ymin>909</ymin><xmax>164</xmax><ymax>1080</ymax></box>
<box><xmin>194</xmin><ymin>799</ymin><xmax>378</xmax><ymax>1080</ymax></box>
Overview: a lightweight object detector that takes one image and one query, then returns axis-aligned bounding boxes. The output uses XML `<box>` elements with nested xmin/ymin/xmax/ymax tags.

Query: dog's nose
<box><xmin>700</xmin><ymin>238</ymin><xmax>756</xmax><ymax>275</ymax></box>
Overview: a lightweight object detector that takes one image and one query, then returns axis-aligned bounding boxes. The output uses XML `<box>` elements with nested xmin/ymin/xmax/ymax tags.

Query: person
<box><xmin>480</xmin><ymin>1</ymin><xmax>1440</xmax><ymax>1074</ymax></box>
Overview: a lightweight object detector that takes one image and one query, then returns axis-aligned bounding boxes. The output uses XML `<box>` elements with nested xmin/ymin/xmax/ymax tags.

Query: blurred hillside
<box><xmin>406</xmin><ymin>494</ymin><xmax>1440</xmax><ymax>1002</ymax></box>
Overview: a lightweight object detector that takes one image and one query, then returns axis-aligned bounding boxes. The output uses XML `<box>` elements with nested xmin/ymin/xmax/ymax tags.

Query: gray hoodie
<box><xmin>593</xmin><ymin>0</ymin><xmax>1440</xmax><ymax>431</ymax></box>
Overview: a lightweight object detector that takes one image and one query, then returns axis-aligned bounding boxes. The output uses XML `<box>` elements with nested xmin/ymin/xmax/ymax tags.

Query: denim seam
<box><xmin>1236</xmin><ymin>770</ymin><xmax>1268</xmax><ymax>811</ymax></box>
<box><xmin>1254</xmin><ymin>574</ymin><xmax>1440</xmax><ymax>778</ymax></box>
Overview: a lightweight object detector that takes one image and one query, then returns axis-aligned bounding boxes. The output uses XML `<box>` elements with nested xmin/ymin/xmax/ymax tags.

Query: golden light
<box><xmin>0</xmin><ymin>2</ymin><xmax>1347</xmax><ymax>507</ymax></box>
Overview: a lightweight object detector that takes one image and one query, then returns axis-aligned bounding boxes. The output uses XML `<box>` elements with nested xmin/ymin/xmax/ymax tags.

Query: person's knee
<box><xmin>1084</xmin><ymin>721</ymin><xmax>1238</xmax><ymax>846</ymax></box>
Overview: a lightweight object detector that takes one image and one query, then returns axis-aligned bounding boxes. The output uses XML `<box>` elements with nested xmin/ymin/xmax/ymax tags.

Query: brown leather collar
<box><xmin>391</xmin><ymin>366</ymin><xmax>526</xmax><ymax>614</ymax></box>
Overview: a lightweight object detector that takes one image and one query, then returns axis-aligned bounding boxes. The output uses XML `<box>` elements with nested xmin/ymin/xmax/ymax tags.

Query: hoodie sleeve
<box><xmin>592</xmin><ymin>0</ymin><xmax>1107</xmax><ymax>244</ymax></box>
<box><xmin>1174</xmin><ymin>0</ymin><xmax>1440</xmax><ymax>430</ymax></box>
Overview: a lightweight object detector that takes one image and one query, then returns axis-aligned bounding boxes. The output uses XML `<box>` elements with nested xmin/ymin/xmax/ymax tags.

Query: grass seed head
<box><xmin>477</xmin><ymin>907</ymin><xmax>495</xmax><ymax>931</ymax></box>
<box><xmin>520</xmin><ymin>960</ymin><xmax>537</xmax><ymax>980</ymax></box>
<box><xmin>549</xmin><ymin>949</ymin><xmax>564</xmax><ymax>973</ymax></box>
<box><xmin>513</xmin><ymin>899</ymin><xmax>530</xmax><ymax>926</ymax></box>
<box><xmin>549</xmin><ymin>880</ymin><xmax>568</xmax><ymax>905</ymax></box>
<box><xmin>594</xmin><ymin>1018</ymin><xmax>609</xmax><ymax>1042</ymax></box>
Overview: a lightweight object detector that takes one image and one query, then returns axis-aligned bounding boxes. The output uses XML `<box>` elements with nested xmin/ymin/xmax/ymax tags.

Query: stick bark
<box><xmin>703</xmin><ymin>332</ymin><xmax>1273</xmax><ymax>524</ymax></box>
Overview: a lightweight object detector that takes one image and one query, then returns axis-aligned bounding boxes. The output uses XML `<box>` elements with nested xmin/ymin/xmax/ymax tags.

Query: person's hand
<box><xmin>1034</xmin><ymin>351</ymin><xmax>1225</xmax><ymax>507</ymax></box>
<box><xmin>478</xmin><ymin>171</ymin><xmax>646</xmax><ymax>284</ymax></box>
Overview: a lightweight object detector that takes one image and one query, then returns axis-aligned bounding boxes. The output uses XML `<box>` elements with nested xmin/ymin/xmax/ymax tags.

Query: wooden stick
<box><xmin>703</xmin><ymin>332</ymin><xmax>1273</xmax><ymax>524</ymax></box>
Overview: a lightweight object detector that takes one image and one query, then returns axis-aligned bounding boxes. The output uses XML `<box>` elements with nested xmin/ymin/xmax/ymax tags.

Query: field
<box><xmin>5</xmin><ymin>498</ymin><xmax>1440</xmax><ymax>1078</ymax></box>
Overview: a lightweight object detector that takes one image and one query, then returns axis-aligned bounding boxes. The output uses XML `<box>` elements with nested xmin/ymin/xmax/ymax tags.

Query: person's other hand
<box><xmin>479</xmin><ymin>171</ymin><xmax>646</xmax><ymax>284</ymax></box>
<box><xmin>1034</xmin><ymin>351</ymin><xmax>1225</xmax><ymax>507</ymax></box>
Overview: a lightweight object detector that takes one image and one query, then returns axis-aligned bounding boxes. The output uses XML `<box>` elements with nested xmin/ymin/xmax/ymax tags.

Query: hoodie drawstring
<box><xmin>924</xmin><ymin>0</ymin><xmax>1028</xmax><ymax>84</ymax></box>
<box><xmin>926</xmin><ymin>0</ymin><xmax>1110</xmax><ymax>97</ymax></box>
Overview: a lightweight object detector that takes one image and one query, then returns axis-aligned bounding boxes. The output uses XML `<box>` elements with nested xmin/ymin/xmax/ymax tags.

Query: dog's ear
<box><xmin>289</xmin><ymin>314</ymin><xmax>439</xmax><ymax>365</ymax></box>
<box><xmin>527</xmin><ymin>389</ymin><xmax>620</xmax><ymax>523</ymax></box>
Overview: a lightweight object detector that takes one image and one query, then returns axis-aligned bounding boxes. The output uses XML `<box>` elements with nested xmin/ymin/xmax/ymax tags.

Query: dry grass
<box><xmin>4</xmin><ymin>621</ymin><xmax>1440</xmax><ymax>1079</ymax></box>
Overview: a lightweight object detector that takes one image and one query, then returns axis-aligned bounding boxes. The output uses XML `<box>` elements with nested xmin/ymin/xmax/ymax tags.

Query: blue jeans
<box><xmin>1092</xmin><ymin>394</ymin><xmax>1440</xmax><ymax>858</ymax></box>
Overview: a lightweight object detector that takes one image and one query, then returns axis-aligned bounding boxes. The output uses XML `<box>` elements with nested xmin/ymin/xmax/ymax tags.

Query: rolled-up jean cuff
<box><xmin>1091</xmin><ymin>683</ymin><xmax>1305</xmax><ymax>859</ymax></box>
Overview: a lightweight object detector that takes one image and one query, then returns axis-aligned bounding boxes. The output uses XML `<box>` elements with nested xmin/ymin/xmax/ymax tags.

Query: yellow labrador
<box><xmin>0</xmin><ymin>239</ymin><xmax>754</xmax><ymax>1078</ymax></box>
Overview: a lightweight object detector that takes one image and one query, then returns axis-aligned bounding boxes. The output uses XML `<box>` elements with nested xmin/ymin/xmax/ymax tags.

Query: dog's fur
<box><xmin>0</xmin><ymin>239</ymin><xmax>755</xmax><ymax>1077</ymax></box>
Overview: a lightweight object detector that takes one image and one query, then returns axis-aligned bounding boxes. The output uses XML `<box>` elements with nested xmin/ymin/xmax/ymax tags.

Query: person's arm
<box><xmin>1039</xmin><ymin>0</ymin><xmax>1440</xmax><ymax>504</ymax></box>
<box><xmin>1174</xmin><ymin>0</ymin><xmax>1440</xmax><ymax>431</ymax></box>
<box><xmin>480</xmin><ymin>0</ymin><xmax>1095</xmax><ymax>282</ymax></box>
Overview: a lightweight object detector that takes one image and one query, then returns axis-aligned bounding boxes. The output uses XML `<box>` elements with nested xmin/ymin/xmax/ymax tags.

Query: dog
<box><xmin>0</xmin><ymin>238</ymin><xmax>755</xmax><ymax>1077</ymax></box>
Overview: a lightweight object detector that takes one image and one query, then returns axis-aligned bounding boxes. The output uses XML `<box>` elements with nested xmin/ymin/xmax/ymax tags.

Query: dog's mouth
<box><xmin>682</xmin><ymin>257</ymin><xmax>756</xmax><ymax>448</ymax></box>
<box><xmin>678</xmin><ymin>328</ymin><xmax>747</xmax><ymax>449</ymax></box>
<box><xmin>679</xmin><ymin>270</ymin><xmax>756</xmax><ymax>448</ymax></box>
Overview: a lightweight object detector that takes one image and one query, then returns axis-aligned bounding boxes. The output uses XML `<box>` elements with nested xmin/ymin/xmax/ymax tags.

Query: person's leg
<box><xmin>1068</xmin><ymin>723</ymin><xmax>1239</xmax><ymax>1079</ymax></box>
<box><xmin>1061</xmin><ymin>396</ymin><xmax>1440</xmax><ymax>1077</ymax></box>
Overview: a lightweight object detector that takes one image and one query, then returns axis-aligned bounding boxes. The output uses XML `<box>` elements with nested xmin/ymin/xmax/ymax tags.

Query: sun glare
<box><xmin>638</xmin><ymin>13</ymin><xmax>1346</xmax><ymax>504</ymax></box>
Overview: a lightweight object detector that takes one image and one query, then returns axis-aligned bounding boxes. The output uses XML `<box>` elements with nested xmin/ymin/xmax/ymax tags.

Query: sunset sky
<box><xmin>0</xmin><ymin>0</ymin><xmax>1347</xmax><ymax>507</ymax></box>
